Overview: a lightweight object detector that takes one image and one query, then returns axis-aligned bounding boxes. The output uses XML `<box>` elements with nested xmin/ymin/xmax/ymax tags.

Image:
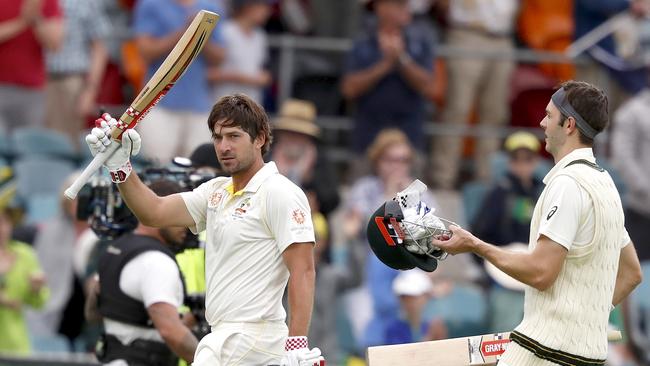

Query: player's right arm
<box><xmin>433</xmin><ymin>228</ymin><xmax>568</xmax><ymax>291</ymax></box>
<box><xmin>611</xmin><ymin>242</ymin><xmax>643</xmax><ymax>306</ymax></box>
<box><xmin>117</xmin><ymin>173</ymin><xmax>195</xmax><ymax>229</ymax></box>
<box><xmin>85</xmin><ymin>115</ymin><xmax>195</xmax><ymax>229</ymax></box>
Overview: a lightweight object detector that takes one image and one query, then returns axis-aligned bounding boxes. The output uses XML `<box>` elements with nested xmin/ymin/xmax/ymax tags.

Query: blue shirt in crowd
<box><xmin>133</xmin><ymin>0</ymin><xmax>223</xmax><ymax>113</ymax></box>
<box><xmin>345</xmin><ymin>25</ymin><xmax>434</xmax><ymax>153</ymax></box>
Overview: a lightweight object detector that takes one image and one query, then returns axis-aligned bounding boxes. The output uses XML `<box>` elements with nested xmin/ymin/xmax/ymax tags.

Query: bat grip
<box><xmin>64</xmin><ymin>143</ymin><xmax>120</xmax><ymax>200</ymax></box>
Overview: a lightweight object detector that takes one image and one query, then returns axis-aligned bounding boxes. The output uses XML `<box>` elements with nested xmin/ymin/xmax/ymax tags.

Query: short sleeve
<box><xmin>537</xmin><ymin>175</ymin><xmax>583</xmax><ymax>250</ymax></box>
<box><xmin>134</xmin><ymin>252</ymin><xmax>183</xmax><ymax>308</ymax></box>
<box><xmin>181</xmin><ymin>180</ymin><xmax>213</xmax><ymax>234</ymax></box>
<box><xmin>266</xmin><ymin>181</ymin><xmax>316</xmax><ymax>253</ymax></box>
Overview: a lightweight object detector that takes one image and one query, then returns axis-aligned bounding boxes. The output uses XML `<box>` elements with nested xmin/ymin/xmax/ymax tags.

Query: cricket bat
<box><xmin>366</xmin><ymin>330</ymin><xmax>622</xmax><ymax>366</ymax></box>
<box><xmin>64</xmin><ymin>10</ymin><xmax>220</xmax><ymax>200</ymax></box>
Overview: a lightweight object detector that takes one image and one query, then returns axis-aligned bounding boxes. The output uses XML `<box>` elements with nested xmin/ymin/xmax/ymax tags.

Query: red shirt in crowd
<box><xmin>0</xmin><ymin>0</ymin><xmax>62</xmax><ymax>88</ymax></box>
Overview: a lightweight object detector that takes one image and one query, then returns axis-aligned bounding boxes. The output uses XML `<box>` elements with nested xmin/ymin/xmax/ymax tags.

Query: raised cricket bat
<box><xmin>367</xmin><ymin>330</ymin><xmax>622</xmax><ymax>366</ymax></box>
<box><xmin>64</xmin><ymin>10</ymin><xmax>220</xmax><ymax>200</ymax></box>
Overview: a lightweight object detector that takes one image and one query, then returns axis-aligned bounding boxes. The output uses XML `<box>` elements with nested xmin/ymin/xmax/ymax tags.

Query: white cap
<box><xmin>393</xmin><ymin>269</ymin><xmax>433</xmax><ymax>296</ymax></box>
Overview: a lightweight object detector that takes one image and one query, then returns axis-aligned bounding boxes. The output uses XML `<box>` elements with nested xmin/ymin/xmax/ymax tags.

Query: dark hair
<box><xmin>558</xmin><ymin>81</ymin><xmax>609</xmax><ymax>145</ymax></box>
<box><xmin>207</xmin><ymin>94</ymin><xmax>273</xmax><ymax>156</ymax></box>
<box><xmin>149</xmin><ymin>179</ymin><xmax>184</xmax><ymax>197</ymax></box>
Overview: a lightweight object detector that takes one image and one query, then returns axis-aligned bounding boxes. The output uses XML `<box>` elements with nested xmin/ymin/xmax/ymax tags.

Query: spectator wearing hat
<box><xmin>341</xmin><ymin>0</ymin><xmax>435</xmax><ymax>153</ymax></box>
<box><xmin>471</xmin><ymin>132</ymin><xmax>545</xmax><ymax>248</ymax></box>
<box><xmin>209</xmin><ymin>0</ymin><xmax>271</xmax><ymax>105</ymax></box>
<box><xmin>383</xmin><ymin>270</ymin><xmax>438</xmax><ymax>345</ymax></box>
<box><xmin>270</xmin><ymin>99</ymin><xmax>340</xmax><ymax>218</ymax></box>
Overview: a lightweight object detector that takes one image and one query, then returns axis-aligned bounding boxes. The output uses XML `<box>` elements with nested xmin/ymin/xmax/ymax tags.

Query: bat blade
<box><xmin>64</xmin><ymin>10</ymin><xmax>219</xmax><ymax>200</ymax></box>
<box><xmin>366</xmin><ymin>330</ymin><xmax>623</xmax><ymax>366</ymax></box>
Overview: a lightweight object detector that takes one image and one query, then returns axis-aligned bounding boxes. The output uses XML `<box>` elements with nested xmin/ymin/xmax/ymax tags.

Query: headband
<box><xmin>551</xmin><ymin>88</ymin><xmax>598</xmax><ymax>139</ymax></box>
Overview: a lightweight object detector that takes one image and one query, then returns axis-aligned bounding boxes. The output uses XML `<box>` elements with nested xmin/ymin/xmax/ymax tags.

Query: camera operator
<box><xmin>85</xmin><ymin>179</ymin><xmax>197</xmax><ymax>366</ymax></box>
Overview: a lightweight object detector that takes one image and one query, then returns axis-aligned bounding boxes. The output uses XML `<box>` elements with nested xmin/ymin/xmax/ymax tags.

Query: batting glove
<box><xmin>280</xmin><ymin>336</ymin><xmax>325</xmax><ymax>366</ymax></box>
<box><xmin>85</xmin><ymin>113</ymin><xmax>141</xmax><ymax>183</ymax></box>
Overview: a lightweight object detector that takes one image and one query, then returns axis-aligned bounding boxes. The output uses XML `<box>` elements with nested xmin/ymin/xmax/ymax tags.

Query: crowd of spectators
<box><xmin>1</xmin><ymin>0</ymin><xmax>650</xmax><ymax>365</ymax></box>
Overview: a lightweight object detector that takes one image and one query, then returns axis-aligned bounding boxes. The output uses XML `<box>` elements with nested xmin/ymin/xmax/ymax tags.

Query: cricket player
<box><xmin>431</xmin><ymin>81</ymin><xmax>643</xmax><ymax>365</ymax></box>
<box><xmin>85</xmin><ymin>94</ymin><xmax>325</xmax><ymax>365</ymax></box>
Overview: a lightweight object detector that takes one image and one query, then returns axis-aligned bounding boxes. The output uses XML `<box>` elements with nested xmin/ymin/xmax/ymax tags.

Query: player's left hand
<box><xmin>429</xmin><ymin>225</ymin><xmax>478</xmax><ymax>255</ymax></box>
<box><xmin>280</xmin><ymin>337</ymin><xmax>325</xmax><ymax>366</ymax></box>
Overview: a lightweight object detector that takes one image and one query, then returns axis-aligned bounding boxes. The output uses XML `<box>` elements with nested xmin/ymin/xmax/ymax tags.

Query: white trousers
<box><xmin>137</xmin><ymin>107</ymin><xmax>210</xmax><ymax>165</ymax></box>
<box><xmin>192</xmin><ymin>321</ymin><xmax>287</xmax><ymax>366</ymax></box>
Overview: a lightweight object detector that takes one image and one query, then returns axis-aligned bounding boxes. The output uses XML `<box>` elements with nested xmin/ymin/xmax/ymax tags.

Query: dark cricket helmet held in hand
<box><xmin>366</xmin><ymin>200</ymin><xmax>439</xmax><ymax>272</ymax></box>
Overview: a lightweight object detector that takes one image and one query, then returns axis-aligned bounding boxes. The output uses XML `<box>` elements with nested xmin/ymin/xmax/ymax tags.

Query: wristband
<box><xmin>109</xmin><ymin>161</ymin><xmax>132</xmax><ymax>183</ymax></box>
<box><xmin>285</xmin><ymin>336</ymin><xmax>308</xmax><ymax>351</ymax></box>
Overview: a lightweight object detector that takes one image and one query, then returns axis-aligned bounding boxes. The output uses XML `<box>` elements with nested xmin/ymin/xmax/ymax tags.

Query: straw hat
<box><xmin>273</xmin><ymin>99</ymin><xmax>320</xmax><ymax>139</ymax></box>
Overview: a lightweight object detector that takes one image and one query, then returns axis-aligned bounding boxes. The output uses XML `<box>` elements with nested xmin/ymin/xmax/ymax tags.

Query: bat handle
<box><xmin>64</xmin><ymin>143</ymin><xmax>120</xmax><ymax>200</ymax></box>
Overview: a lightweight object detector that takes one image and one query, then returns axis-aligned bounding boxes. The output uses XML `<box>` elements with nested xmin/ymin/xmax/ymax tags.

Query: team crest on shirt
<box><xmin>232</xmin><ymin>197</ymin><xmax>252</xmax><ymax>220</ymax></box>
<box><xmin>209</xmin><ymin>192</ymin><xmax>224</xmax><ymax>207</ymax></box>
<box><xmin>292</xmin><ymin>209</ymin><xmax>306</xmax><ymax>225</ymax></box>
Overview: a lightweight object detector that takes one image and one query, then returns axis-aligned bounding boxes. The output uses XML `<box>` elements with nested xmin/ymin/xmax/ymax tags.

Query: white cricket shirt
<box><xmin>181</xmin><ymin>162</ymin><xmax>315</xmax><ymax>325</ymax></box>
<box><xmin>537</xmin><ymin>148</ymin><xmax>630</xmax><ymax>250</ymax></box>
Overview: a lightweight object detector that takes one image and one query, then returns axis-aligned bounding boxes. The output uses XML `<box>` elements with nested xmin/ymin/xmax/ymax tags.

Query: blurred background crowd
<box><xmin>1</xmin><ymin>0</ymin><xmax>650</xmax><ymax>365</ymax></box>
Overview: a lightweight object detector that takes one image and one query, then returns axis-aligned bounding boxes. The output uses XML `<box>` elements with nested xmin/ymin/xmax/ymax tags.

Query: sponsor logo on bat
<box><xmin>481</xmin><ymin>339</ymin><xmax>510</xmax><ymax>357</ymax></box>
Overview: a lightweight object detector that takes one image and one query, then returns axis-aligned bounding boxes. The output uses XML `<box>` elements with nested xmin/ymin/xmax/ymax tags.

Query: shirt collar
<box><xmin>225</xmin><ymin>162</ymin><xmax>279</xmax><ymax>196</ymax></box>
<box><xmin>542</xmin><ymin>148</ymin><xmax>595</xmax><ymax>185</ymax></box>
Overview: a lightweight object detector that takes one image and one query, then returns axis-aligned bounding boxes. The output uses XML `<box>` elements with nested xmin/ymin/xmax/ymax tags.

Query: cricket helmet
<box><xmin>367</xmin><ymin>199</ymin><xmax>452</xmax><ymax>272</ymax></box>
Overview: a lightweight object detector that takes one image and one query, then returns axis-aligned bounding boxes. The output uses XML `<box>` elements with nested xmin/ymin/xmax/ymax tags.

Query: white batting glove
<box><xmin>85</xmin><ymin>113</ymin><xmax>141</xmax><ymax>183</ymax></box>
<box><xmin>280</xmin><ymin>337</ymin><xmax>325</xmax><ymax>366</ymax></box>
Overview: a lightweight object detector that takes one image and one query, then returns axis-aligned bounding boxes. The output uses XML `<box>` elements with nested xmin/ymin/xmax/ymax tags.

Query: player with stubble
<box><xmin>431</xmin><ymin>81</ymin><xmax>643</xmax><ymax>366</ymax></box>
<box><xmin>85</xmin><ymin>94</ymin><xmax>325</xmax><ymax>365</ymax></box>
